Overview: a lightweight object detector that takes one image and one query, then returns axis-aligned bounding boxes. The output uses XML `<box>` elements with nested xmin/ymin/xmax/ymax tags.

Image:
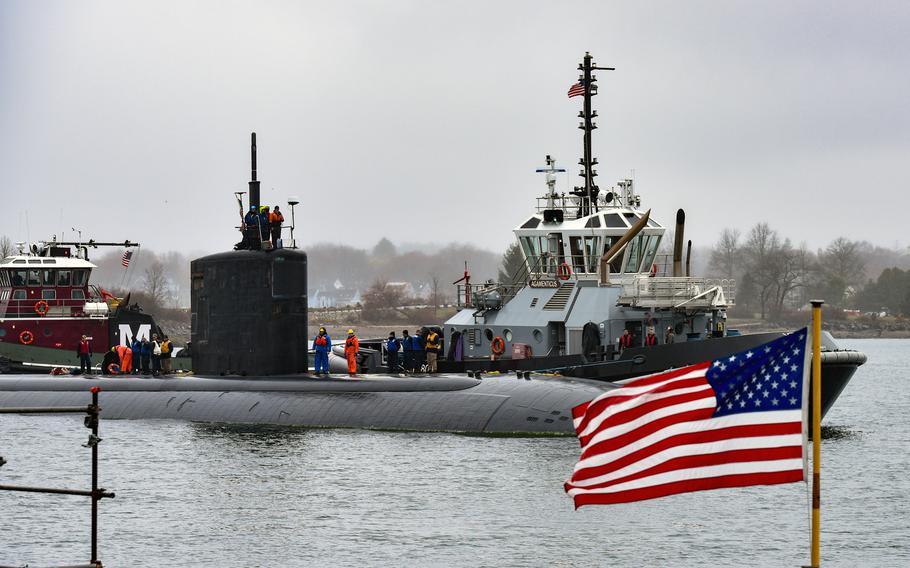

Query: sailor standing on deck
<box><xmin>76</xmin><ymin>335</ymin><xmax>93</xmax><ymax>375</ymax></box>
<box><xmin>386</xmin><ymin>331</ymin><xmax>401</xmax><ymax>374</ymax></box>
<box><xmin>618</xmin><ymin>329</ymin><xmax>633</xmax><ymax>353</ymax></box>
<box><xmin>401</xmin><ymin>330</ymin><xmax>415</xmax><ymax>373</ymax></box>
<box><xmin>344</xmin><ymin>329</ymin><xmax>359</xmax><ymax>377</ymax></box>
<box><xmin>131</xmin><ymin>336</ymin><xmax>142</xmax><ymax>373</ymax></box>
<box><xmin>313</xmin><ymin>327</ymin><xmax>331</xmax><ymax>376</ymax></box>
<box><xmin>425</xmin><ymin>328</ymin><xmax>440</xmax><ymax>374</ymax></box>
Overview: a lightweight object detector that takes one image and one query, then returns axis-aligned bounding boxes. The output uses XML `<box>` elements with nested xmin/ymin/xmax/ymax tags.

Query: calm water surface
<box><xmin>1</xmin><ymin>339</ymin><xmax>907</xmax><ymax>567</ymax></box>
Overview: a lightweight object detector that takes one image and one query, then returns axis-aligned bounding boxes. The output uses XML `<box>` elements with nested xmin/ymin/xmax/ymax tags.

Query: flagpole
<box><xmin>809</xmin><ymin>300</ymin><xmax>824</xmax><ymax>567</ymax></box>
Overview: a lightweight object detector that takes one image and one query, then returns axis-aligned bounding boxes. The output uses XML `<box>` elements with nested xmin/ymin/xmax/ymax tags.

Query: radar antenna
<box><xmin>535</xmin><ymin>155</ymin><xmax>566</xmax><ymax>223</ymax></box>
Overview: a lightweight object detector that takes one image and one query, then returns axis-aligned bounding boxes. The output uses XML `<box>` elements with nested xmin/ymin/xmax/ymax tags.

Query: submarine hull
<box><xmin>0</xmin><ymin>373</ymin><xmax>611</xmax><ymax>435</ymax></box>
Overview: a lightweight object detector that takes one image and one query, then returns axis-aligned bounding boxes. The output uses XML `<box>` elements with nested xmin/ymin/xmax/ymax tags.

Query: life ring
<box><xmin>34</xmin><ymin>300</ymin><xmax>49</xmax><ymax>316</ymax></box>
<box><xmin>491</xmin><ymin>336</ymin><xmax>506</xmax><ymax>356</ymax></box>
<box><xmin>557</xmin><ymin>262</ymin><xmax>571</xmax><ymax>281</ymax></box>
<box><xmin>19</xmin><ymin>330</ymin><xmax>34</xmax><ymax>345</ymax></box>
<box><xmin>106</xmin><ymin>363</ymin><xmax>120</xmax><ymax>375</ymax></box>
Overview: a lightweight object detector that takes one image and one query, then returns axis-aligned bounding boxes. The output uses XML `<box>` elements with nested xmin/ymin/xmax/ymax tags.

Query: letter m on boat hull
<box><xmin>118</xmin><ymin>323</ymin><xmax>151</xmax><ymax>346</ymax></box>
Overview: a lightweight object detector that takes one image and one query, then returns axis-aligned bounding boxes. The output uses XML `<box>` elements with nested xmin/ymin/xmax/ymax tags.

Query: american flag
<box><xmin>565</xmin><ymin>329</ymin><xmax>809</xmax><ymax>508</ymax></box>
<box><xmin>121</xmin><ymin>250</ymin><xmax>133</xmax><ymax>268</ymax></box>
<box><xmin>567</xmin><ymin>81</ymin><xmax>586</xmax><ymax>98</ymax></box>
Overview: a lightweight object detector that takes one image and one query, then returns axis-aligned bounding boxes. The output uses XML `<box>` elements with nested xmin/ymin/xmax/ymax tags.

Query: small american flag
<box><xmin>121</xmin><ymin>250</ymin><xmax>133</xmax><ymax>268</ymax></box>
<box><xmin>567</xmin><ymin>81</ymin><xmax>586</xmax><ymax>98</ymax></box>
<box><xmin>565</xmin><ymin>329</ymin><xmax>809</xmax><ymax>507</ymax></box>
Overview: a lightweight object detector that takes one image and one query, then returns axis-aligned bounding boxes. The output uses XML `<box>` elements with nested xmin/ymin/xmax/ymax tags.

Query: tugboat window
<box><xmin>73</xmin><ymin>269</ymin><xmax>89</xmax><ymax>287</ymax></box>
<box><xmin>504</xmin><ymin>329</ymin><xmax>513</xmax><ymax>342</ymax></box>
<box><xmin>0</xmin><ymin>328</ymin><xmax>5</xmax><ymax>337</ymax></box>
<box><xmin>57</xmin><ymin>270</ymin><xmax>72</xmax><ymax>286</ymax></box>
<box><xmin>584</xmin><ymin>236</ymin><xmax>601</xmax><ymax>273</ymax></box>
<box><xmin>642</xmin><ymin>235</ymin><xmax>661</xmax><ymax>274</ymax></box>
<box><xmin>604</xmin><ymin>213</ymin><xmax>626</xmax><ymax>228</ymax></box>
<box><xmin>41</xmin><ymin>290</ymin><xmax>56</xmax><ymax>300</ymax></box>
<box><xmin>41</xmin><ymin>269</ymin><xmax>55</xmax><ymax>286</ymax></box>
<box><xmin>569</xmin><ymin>237</ymin><xmax>585</xmax><ymax>274</ymax></box>
<box><xmin>533</xmin><ymin>329</ymin><xmax>543</xmax><ymax>343</ymax></box>
<box><xmin>624</xmin><ymin>236</ymin><xmax>643</xmax><ymax>273</ymax></box>
<box><xmin>71</xmin><ymin>289</ymin><xmax>85</xmax><ymax>300</ymax></box>
<box><xmin>27</xmin><ymin>270</ymin><xmax>40</xmax><ymax>286</ymax></box>
<box><xmin>484</xmin><ymin>329</ymin><xmax>494</xmax><ymax>342</ymax></box>
<box><xmin>12</xmin><ymin>270</ymin><xmax>26</xmax><ymax>286</ymax></box>
<box><xmin>12</xmin><ymin>290</ymin><xmax>26</xmax><ymax>300</ymax></box>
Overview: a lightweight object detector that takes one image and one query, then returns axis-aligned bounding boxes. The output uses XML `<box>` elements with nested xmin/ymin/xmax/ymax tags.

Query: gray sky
<box><xmin>2</xmin><ymin>1</ymin><xmax>908</xmax><ymax>256</ymax></box>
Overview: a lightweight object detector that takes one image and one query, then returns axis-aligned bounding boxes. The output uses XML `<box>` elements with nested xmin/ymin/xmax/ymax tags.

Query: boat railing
<box><xmin>1</xmin><ymin>298</ymin><xmax>108</xmax><ymax>318</ymax></box>
<box><xmin>617</xmin><ymin>275</ymin><xmax>736</xmax><ymax>309</ymax></box>
<box><xmin>534</xmin><ymin>194</ymin><xmax>595</xmax><ymax>215</ymax></box>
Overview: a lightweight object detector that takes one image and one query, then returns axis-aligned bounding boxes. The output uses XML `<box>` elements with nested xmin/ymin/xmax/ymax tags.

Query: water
<box><xmin>0</xmin><ymin>339</ymin><xmax>906</xmax><ymax>567</ymax></box>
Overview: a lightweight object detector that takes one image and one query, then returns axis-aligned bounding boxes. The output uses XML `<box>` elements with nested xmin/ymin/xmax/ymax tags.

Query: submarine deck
<box><xmin>0</xmin><ymin>373</ymin><xmax>612</xmax><ymax>435</ymax></box>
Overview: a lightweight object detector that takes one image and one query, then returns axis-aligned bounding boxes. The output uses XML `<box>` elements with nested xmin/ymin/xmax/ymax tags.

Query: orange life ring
<box><xmin>557</xmin><ymin>262</ymin><xmax>571</xmax><ymax>281</ymax></box>
<box><xmin>19</xmin><ymin>330</ymin><xmax>34</xmax><ymax>345</ymax></box>
<box><xmin>491</xmin><ymin>336</ymin><xmax>506</xmax><ymax>356</ymax></box>
<box><xmin>106</xmin><ymin>363</ymin><xmax>120</xmax><ymax>375</ymax></box>
<box><xmin>34</xmin><ymin>300</ymin><xmax>49</xmax><ymax>316</ymax></box>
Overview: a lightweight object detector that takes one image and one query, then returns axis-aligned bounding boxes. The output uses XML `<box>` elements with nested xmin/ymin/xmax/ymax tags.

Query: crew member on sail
<box><xmin>345</xmin><ymin>329</ymin><xmax>359</xmax><ymax>377</ymax></box>
<box><xmin>269</xmin><ymin>206</ymin><xmax>284</xmax><ymax>246</ymax></box>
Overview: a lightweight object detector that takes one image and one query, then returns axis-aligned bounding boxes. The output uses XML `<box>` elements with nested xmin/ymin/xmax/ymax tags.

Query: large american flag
<box><xmin>567</xmin><ymin>81</ymin><xmax>586</xmax><ymax>98</ymax></box>
<box><xmin>565</xmin><ymin>329</ymin><xmax>809</xmax><ymax>507</ymax></box>
<box><xmin>121</xmin><ymin>250</ymin><xmax>133</xmax><ymax>268</ymax></box>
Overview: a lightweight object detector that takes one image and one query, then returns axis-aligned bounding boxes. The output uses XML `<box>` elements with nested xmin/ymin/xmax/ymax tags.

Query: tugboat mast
<box><xmin>572</xmin><ymin>52</ymin><xmax>614</xmax><ymax>218</ymax></box>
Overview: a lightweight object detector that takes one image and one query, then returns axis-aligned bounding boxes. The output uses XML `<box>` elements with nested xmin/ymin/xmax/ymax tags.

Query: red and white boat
<box><xmin>0</xmin><ymin>238</ymin><xmax>180</xmax><ymax>373</ymax></box>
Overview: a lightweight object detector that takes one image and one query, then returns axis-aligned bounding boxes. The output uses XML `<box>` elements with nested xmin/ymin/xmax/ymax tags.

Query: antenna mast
<box><xmin>249</xmin><ymin>132</ymin><xmax>260</xmax><ymax>212</ymax></box>
<box><xmin>572</xmin><ymin>52</ymin><xmax>614</xmax><ymax>218</ymax></box>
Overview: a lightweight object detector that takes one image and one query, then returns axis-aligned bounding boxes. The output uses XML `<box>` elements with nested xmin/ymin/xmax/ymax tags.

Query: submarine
<box><xmin>0</xmin><ymin>133</ymin><xmax>612</xmax><ymax>435</ymax></box>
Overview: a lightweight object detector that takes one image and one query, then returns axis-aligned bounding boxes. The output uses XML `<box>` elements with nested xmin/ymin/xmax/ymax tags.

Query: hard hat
<box><xmin>319</xmin><ymin>327</ymin><xmax>326</xmax><ymax>333</ymax></box>
<box><xmin>347</xmin><ymin>329</ymin><xmax>354</xmax><ymax>334</ymax></box>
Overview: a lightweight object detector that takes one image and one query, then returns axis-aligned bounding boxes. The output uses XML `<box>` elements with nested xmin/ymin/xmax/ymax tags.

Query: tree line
<box><xmin>708</xmin><ymin>224</ymin><xmax>910</xmax><ymax>319</ymax></box>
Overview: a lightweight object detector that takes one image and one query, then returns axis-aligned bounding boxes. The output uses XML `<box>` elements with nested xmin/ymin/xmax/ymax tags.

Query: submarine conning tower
<box><xmin>190</xmin><ymin>133</ymin><xmax>308</xmax><ymax>376</ymax></box>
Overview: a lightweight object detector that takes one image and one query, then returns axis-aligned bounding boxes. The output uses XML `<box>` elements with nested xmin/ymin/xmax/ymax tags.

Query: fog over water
<box><xmin>1</xmin><ymin>1</ymin><xmax>908</xmax><ymax>256</ymax></box>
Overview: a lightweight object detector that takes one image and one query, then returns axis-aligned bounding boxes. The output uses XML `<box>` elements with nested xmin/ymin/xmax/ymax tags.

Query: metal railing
<box><xmin>0</xmin><ymin>388</ymin><xmax>114</xmax><ymax>568</ymax></box>
<box><xmin>617</xmin><ymin>275</ymin><xmax>736</xmax><ymax>309</ymax></box>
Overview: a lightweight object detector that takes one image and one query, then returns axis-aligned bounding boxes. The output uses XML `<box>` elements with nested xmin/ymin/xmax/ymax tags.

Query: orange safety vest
<box><xmin>345</xmin><ymin>336</ymin><xmax>359</xmax><ymax>355</ymax></box>
<box><xmin>269</xmin><ymin>211</ymin><xmax>284</xmax><ymax>224</ymax></box>
<box><xmin>620</xmin><ymin>334</ymin><xmax>633</xmax><ymax>348</ymax></box>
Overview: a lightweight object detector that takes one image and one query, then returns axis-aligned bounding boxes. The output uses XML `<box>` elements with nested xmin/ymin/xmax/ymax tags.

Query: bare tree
<box><xmin>0</xmin><ymin>235</ymin><xmax>13</xmax><ymax>258</ymax></box>
<box><xmin>819</xmin><ymin>237</ymin><xmax>865</xmax><ymax>287</ymax></box>
<box><xmin>708</xmin><ymin>228</ymin><xmax>740</xmax><ymax>279</ymax></box>
<box><xmin>143</xmin><ymin>261</ymin><xmax>169</xmax><ymax>307</ymax></box>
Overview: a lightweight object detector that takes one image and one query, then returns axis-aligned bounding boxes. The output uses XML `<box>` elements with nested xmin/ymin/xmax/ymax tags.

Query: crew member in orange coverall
<box><xmin>344</xmin><ymin>329</ymin><xmax>359</xmax><ymax>377</ymax></box>
<box><xmin>115</xmin><ymin>343</ymin><xmax>133</xmax><ymax>375</ymax></box>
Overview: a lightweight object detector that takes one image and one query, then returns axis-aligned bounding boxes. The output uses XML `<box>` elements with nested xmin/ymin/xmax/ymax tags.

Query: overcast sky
<box><xmin>2</xmin><ymin>1</ymin><xmax>908</xmax><ymax>257</ymax></box>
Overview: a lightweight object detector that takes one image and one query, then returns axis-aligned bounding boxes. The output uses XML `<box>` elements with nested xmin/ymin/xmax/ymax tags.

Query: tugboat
<box><xmin>441</xmin><ymin>52</ymin><xmax>866</xmax><ymax>420</ymax></box>
<box><xmin>0</xmin><ymin>239</ymin><xmax>187</xmax><ymax>373</ymax></box>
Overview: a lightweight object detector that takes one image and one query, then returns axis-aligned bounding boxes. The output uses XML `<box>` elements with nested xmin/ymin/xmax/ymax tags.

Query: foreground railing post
<box><xmin>0</xmin><ymin>387</ymin><xmax>113</xmax><ymax>568</ymax></box>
